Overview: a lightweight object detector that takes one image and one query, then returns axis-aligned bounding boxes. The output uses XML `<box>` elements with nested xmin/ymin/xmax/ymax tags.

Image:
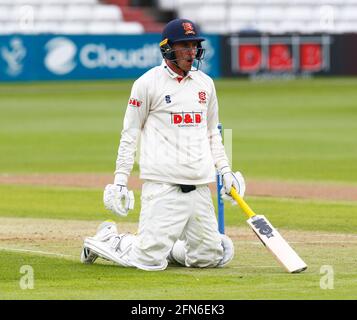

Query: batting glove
<box><xmin>220</xmin><ymin>168</ymin><xmax>246</xmax><ymax>204</ymax></box>
<box><xmin>103</xmin><ymin>184</ymin><xmax>135</xmax><ymax>217</ymax></box>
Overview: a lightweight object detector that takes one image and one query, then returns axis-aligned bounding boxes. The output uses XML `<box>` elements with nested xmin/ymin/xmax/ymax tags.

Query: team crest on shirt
<box><xmin>182</xmin><ymin>22</ymin><xmax>195</xmax><ymax>35</ymax></box>
<box><xmin>198</xmin><ymin>91</ymin><xmax>207</xmax><ymax>104</ymax></box>
<box><xmin>128</xmin><ymin>97</ymin><xmax>142</xmax><ymax>107</ymax></box>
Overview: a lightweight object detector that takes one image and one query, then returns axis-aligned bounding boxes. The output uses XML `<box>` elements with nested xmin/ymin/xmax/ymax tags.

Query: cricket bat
<box><xmin>230</xmin><ymin>187</ymin><xmax>307</xmax><ymax>273</ymax></box>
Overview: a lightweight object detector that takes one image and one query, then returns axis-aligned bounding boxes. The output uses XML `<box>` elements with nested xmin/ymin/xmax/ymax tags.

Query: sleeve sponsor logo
<box><xmin>171</xmin><ymin>111</ymin><xmax>202</xmax><ymax>127</ymax></box>
<box><xmin>128</xmin><ymin>97</ymin><xmax>142</xmax><ymax>107</ymax></box>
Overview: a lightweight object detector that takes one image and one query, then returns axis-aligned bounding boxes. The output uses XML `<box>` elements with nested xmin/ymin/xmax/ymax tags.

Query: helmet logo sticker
<box><xmin>182</xmin><ymin>22</ymin><xmax>195</xmax><ymax>35</ymax></box>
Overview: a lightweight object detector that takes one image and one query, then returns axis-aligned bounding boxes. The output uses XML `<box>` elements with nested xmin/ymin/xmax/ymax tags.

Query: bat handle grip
<box><xmin>230</xmin><ymin>187</ymin><xmax>256</xmax><ymax>219</ymax></box>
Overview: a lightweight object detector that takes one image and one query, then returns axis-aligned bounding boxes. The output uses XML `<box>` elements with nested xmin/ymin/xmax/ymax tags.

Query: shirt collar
<box><xmin>161</xmin><ymin>60</ymin><xmax>193</xmax><ymax>80</ymax></box>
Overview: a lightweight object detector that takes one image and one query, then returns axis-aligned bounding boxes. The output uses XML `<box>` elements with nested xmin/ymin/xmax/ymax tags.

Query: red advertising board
<box><xmin>268</xmin><ymin>44</ymin><xmax>293</xmax><ymax>71</ymax></box>
<box><xmin>232</xmin><ymin>35</ymin><xmax>330</xmax><ymax>74</ymax></box>
<box><xmin>300</xmin><ymin>43</ymin><xmax>322</xmax><ymax>71</ymax></box>
<box><xmin>239</xmin><ymin>44</ymin><xmax>262</xmax><ymax>72</ymax></box>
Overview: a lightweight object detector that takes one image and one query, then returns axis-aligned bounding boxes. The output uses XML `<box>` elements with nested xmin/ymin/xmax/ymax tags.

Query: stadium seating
<box><xmin>170</xmin><ymin>0</ymin><xmax>357</xmax><ymax>33</ymax></box>
<box><xmin>1</xmin><ymin>0</ymin><xmax>357</xmax><ymax>34</ymax></box>
<box><xmin>0</xmin><ymin>0</ymin><xmax>144</xmax><ymax>34</ymax></box>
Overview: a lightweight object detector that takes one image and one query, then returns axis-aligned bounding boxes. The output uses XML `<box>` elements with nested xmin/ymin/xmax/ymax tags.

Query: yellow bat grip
<box><xmin>230</xmin><ymin>187</ymin><xmax>256</xmax><ymax>219</ymax></box>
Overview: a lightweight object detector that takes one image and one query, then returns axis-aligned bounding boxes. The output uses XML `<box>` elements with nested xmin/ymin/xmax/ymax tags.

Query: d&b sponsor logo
<box><xmin>171</xmin><ymin>112</ymin><xmax>203</xmax><ymax>127</ymax></box>
<box><xmin>128</xmin><ymin>97</ymin><xmax>142</xmax><ymax>108</ymax></box>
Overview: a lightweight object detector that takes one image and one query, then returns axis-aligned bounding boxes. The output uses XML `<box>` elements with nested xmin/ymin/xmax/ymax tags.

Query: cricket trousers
<box><xmin>127</xmin><ymin>181</ymin><xmax>224</xmax><ymax>270</ymax></box>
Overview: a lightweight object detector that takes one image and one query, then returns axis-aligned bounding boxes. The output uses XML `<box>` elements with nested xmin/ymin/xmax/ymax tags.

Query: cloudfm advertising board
<box><xmin>0</xmin><ymin>34</ymin><xmax>221</xmax><ymax>82</ymax></box>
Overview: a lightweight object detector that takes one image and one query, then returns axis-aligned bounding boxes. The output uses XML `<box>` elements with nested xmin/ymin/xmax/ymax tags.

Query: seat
<box><xmin>279</xmin><ymin>21</ymin><xmax>307</xmax><ymax>33</ymax></box>
<box><xmin>65</xmin><ymin>5</ymin><xmax>93</xmax><ymax>21</ymax></box>
<box><xmin>37</xmin><ymin>6</ymin><xmax>66</xmax><ymax>21</ymax></box>
<box><xmin>228</xmin><ymin>20</ymin><xmax>259</xmax><ymax>33</ymax></box>
<box><xmin>0</xmin><ymin>6</ymin><xmax>12</xmax><ymax>22</ymax></box>
<box><xmin>72</xmin><ymin>0</ymin><xmax>98</xmax><ymax>3</ymax></box>
<box><xmin>2</xmin><ymin>21</ymin><xmax>36</xmax><ymax>33</ymax></box>
<box><xmin>266</xmin><ymin>0</ymin><xmax>291</xmax><ymax>4</ymax></box>
<box><xmin>256</xmin><ymin>21</ymin><xmax>280</xmax><ymax>34</ymax></box>
<box><xmin>45</xmin><ymin>0</ymin><xmax>73</xmax><ymax>3</ymax></box>
<box><xmin>229</xmin><ymin>6</ymin><xmax>257</xmax><ymax>22</ymax></box>
<box><xmin>196</xmin><ymin>6</ymin><xmax>227</xmax><ymax>22</ymax></box>
<box><xmin>257</xmin><ymin>6</ymin><xmax>285</xmax><ymax>22</ymax></box>
<box><xmin>340</xmin><ymin>6</ymin><xmax>357</xmax><ymax>20</ymax></box>
<box><xmin>157</xmin><ymin>0</ymin><xmax>177</xmax><ymax>10</ymax></box>
<box><xmin>285</xmin><ymin>6</ymin><xmax>313</xmax><ymax>21</ymax></box>
<box><xmin>0</xmin><ymin>0</ymin><xmax>15</xmax><ymax>4</ymax></box>
<box><xmin>200</xmin><ymin>21</ymin><xmax>228</xmax><ymax>34</ymax></box>
<box><xmin>87</xmin><ymin>22</ymin><xmax>117</xmax><ymax>34</ymax></box>
<box><xmin>34</xmin><ymin>22</ymin><xmax>61</xmax><ymax>33</ymax></box>
<box><xmin>335</xmin><ymin>22</ymin><xmax>357</xmax><ymax>32</ymax></box>
<box><xmin>231</xmin><ymin>0</ymin><xmax>267</xmax><ymax>4</ymax></box>
<box><xmin>60</xmin><ymin>22</ymin><xmax>88</xmax><ymax>34</ymax></box>
<box><xmin>315</xmin><ymin>0</ymin><xmax>344</xmax><ymax>4</ymax></box>
<box><xmin>45</xmin><ymin>0</ymin><xmax>98</xmax><ymax>3</ymax></box>
<box><xmin>205</xmin><ymin>0</ymin><xmax>227</xmax><ymax>3</ymax></box>
<box><xmin>0</xmin><ymin>23</ymin><xmax>19</xmax><ymax>34</ymax></box>
<box><xmin>114</xmin><ymin>22</ymin><xmax>144</xmax><ymax>34</ymax></box>
<box><xmin>177</xmin><ymin>8</ymin><xmax>198</xmax><ymax>21</ymax></box>
<box><xmin>177</xmin><ymin>0</ymin><xmax>204</xmax><ymax>5</ymax></box>
<box><xmin>314</xmin><ymin>6</ymin><xmax>339</xmax><ymax>31</ymax></box>
<box><xmin>303</xmin><ymin>21</ymin><xmax>326</xmax><ymax>33</ymax></box>
<box><xmin>92</xmin><ymin>5</ymin><xmax>123</xmax><ymax>21</ymax></box>
<box><xmin>14</xmin><ymin>0</ymin><xmax>45</xmax><ymax>5</ymax></box>
<box><xmin>315</xmin><ymin>5</ymin><xmax>340</xmax><ymax>21</ymax></box>
<box><xmin>9</xmin><ymin>6</ymin><xmax>36</xmax><ymax>26</ymax></box>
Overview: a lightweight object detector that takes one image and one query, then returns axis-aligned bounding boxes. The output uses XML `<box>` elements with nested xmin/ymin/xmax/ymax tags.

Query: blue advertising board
<box><xmin>0</xmin><ymin>34</ymin><xmax>220</xmax><ymax>82</ymax></box>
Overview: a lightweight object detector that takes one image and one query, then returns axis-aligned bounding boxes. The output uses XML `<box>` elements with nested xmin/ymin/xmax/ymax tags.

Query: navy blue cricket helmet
<box><xmin>159</xmin><ymin>18</ymin><xmax>205</xmax><ymax>62</ymax></box>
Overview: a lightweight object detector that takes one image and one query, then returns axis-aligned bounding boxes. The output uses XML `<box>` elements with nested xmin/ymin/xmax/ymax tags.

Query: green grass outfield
<box><xmin>0</xmin><ymin>77</ymin><xmax>357</xmax><ymax>300</ymax></box>
<box><xmin>1</xmin><ymin>77</ymin><xmax>356</xmax><ymax>182</ymax></box>
<box><xmin>1</xmin><ymin>185</ymin><xmax>357</xmax><ymax>299</ymax></box>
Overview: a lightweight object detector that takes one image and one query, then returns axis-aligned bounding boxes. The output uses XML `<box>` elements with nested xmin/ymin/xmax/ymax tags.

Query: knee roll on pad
<box><xmin>167</xmin><ymin>240</ymin><xmax>186</xmax><ymax>266</ymax></box>
<box><xmin>217</xmin><ymin>234</ymin><xmax>234</xmax><ymax>267</ymax></box>
<box><xmin>117</xmin><ymin>233</ymin><xmax>135</xmax><ymax>252</ymax></box>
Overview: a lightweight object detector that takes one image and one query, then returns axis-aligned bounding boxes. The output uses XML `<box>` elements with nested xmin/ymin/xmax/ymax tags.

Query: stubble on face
<box><xmin>170</xmin><ymin>41</ymin><xmax>198</xmax><ymax>74</ymax></box>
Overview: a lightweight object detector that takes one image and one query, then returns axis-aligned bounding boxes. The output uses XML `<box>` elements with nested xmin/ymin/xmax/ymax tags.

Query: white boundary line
<box><xmin>0</xmin><ymin>246</ymin><xmax>77</xmax><ymax>259</ymax></box>
<box><xmin>242</xmin><ymin>241</ymin><xmax>357</xmax><ymax>245</ymax></box>
<box><xmin>232</xmin><ymin>266</ymin><xmax>280</xmax><ymax>269</ymax></box>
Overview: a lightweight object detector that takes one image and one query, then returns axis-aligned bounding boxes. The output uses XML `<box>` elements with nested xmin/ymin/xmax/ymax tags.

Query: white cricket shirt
<box><xmin>114</xmin><ymin>60</ymin><xmax>230</xmax><ymax>185</ymax></box>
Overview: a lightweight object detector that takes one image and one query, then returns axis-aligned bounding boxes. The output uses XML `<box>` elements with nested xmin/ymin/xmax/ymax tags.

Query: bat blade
<box><xmin>247</xmin><ymin>215</ymin><xmax>307</xmax><ymax>273</ymax></box>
